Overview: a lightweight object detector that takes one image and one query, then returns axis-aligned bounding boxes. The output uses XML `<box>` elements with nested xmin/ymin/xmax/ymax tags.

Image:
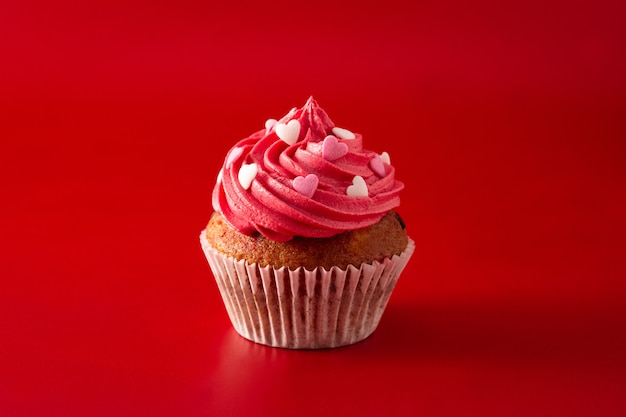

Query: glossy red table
<box><xmin>1</xmin><ymin>1</ymin><xmax>625</xmax><ymax>416</ymax></box>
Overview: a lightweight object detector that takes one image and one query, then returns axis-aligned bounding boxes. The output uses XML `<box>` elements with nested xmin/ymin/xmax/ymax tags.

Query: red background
<box><xmin>1</xmin><ymin>0</ymin><xmax>625</xmax><ymax>416</ymax></box>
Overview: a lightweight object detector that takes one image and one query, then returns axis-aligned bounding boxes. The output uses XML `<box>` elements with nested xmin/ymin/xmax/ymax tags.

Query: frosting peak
<box><xmin>212</xmin><ymin>97</ymin><xmax>404</xmax><ymax>242</ymax></box>
<box><xmin>298</xmin><ymin>96</ymin><xmax>335</xmax><ymax>140</ymax></box>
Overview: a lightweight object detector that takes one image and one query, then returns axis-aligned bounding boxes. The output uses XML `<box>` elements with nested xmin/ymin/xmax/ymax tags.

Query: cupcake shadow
<box><xmin>354</xmin><ymin>300</ymin><xmax>613</xmax><ymax>366</ymax></box>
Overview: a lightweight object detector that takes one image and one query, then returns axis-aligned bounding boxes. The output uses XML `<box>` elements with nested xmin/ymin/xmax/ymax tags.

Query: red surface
<box><xmin>1</xmin><ymin>0</ymin><xmax>626</xmax><ymax>416</ymax></box>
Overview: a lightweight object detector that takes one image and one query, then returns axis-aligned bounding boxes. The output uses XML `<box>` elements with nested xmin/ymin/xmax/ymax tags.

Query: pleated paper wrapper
<box><xmin>200</xmin><ymin>232</ymin><xmax>415</xmax><ymax>349</ymax></box>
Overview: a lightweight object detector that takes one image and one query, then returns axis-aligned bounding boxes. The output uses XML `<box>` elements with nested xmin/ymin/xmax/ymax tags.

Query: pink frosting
<box><xmin>212</xmin><ymin>97</ymin><xmax>404</xmax><ymax>242</ymax></box>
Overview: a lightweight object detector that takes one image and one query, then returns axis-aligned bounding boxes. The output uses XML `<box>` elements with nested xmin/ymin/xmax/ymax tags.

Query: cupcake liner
<box><xmin>200</xmin><ymin>231</ymin><xmax>415</xmax><ymax>349</ymax></box>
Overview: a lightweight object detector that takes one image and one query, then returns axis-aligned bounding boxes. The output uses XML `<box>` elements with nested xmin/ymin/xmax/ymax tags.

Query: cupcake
<box><xmin>200</xmin><ymin>97</ymin><xmax>414</xmax><ymax>349</ymax></box>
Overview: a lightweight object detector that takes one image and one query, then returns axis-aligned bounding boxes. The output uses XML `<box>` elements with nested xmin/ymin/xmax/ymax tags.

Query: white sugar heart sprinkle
<box><xmin>276</xmin><ymin>119</ymin><xmax>301</xmax><ymax>145</ymax></box>
<box><xmin>380</xmin><ymin>151</ymin><xmax>390</xmax><ymax>165</ymax></box>
<box><xmin>293</xmin><ymin>174</ymin><xmax>319</xmax><ymax>198</ymax></box>
<box><xmin>265</xmin><ymin>118</ymin><xmax>278</xmax><ymax>131</ymax></box>
<box><xmin>238</xmin><ymin>163</ymin><xmax>258</xmax><ymax>190</ymax></box>
<box><xmin>347</xmin><ymin>175</ymin><xmax>368</xmax><ymax>197</ymax></box>
<box><xmin>332</xmin><ymin>126</ymin><xmax>356</xmax><ymax>140</ymax></box>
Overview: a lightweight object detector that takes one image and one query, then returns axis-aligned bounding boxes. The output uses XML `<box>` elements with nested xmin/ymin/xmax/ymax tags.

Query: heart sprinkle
<box><xmin>347</xmin><ymin>175</ymin><xmax>368</xmax><ymax>197</ymax></box>
<box><xmin>322</xmin><ymin>135</ymin><xmax>349</xmax><ymax>161</ymax></box>
<box><xmin>293</xmin><ymin>174</ymin><xmax>319</xmax><ymax>198</ymax></box>
<box><xmin>380</xmin><ymin>151</ymin><xmax>390</xmax><ymax>165</ymax></box>
<box><xmin>369</xmin><ymin>154</ymin><xmax>386</xmax><ymax>177</ymax></box>
<box><xmin>276</xmin><ymin>119</ymin><xmax>301</xmax><ymax>145</ymax></box>
<box><xmin>238</xmin><ymin>163</ymin><xmax>258</xmax><ymax>190</ymax></box>
<box><xmin>225</xmin><ymin>147</ymin><xmax>243</xmax><ymax>169</ymax></box>
<box><xmin>332</xmin><ymin>126</ymin><xmax>356</xmax><ymax>140</ymax></box>
<box><xmin>265</xmin><ymin>119</ymin><xmax>278</xmax><ymax>131</ymax></box>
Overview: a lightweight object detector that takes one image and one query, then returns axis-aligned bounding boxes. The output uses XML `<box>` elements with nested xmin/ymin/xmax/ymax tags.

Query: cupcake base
<box><xmin>200</xmin><ymin>231</ymin><xmax>415</xmax><ymax>349</ymax></box>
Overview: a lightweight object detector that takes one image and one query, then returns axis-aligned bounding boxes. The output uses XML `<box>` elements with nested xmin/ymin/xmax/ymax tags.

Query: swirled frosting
<box><xmin>212</xmin><ymin>97</ymin><xmax>404</xmax><ymax>242</ymax></box>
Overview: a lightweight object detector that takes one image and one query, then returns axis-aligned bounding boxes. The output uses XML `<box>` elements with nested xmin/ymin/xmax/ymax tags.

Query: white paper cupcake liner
<box><xmin>200</xmin><ymin>231</ymin><xmax>415</xmax><ymax>349</ymax></box>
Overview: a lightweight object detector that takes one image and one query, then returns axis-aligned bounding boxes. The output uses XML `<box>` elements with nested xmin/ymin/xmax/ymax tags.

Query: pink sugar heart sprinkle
<box><xmin>322</xmin><ymin>135</ymin><xmax>349</xmax><ymax>161</ymax></box>
<box><xmin>293</xmin><ymin>174</ymin><xmax>319</xmax><ymax>198</ymax></box>
<box><xmin>265</xmin><ymin>119</ymin><xmax>278</xmax><ymax>131</ymax></box>
<box><xmin>369</xmin><ymin>154</ymin><xmax>386</xmax><ymax>177</ymax></box>
<box><xmin>225</xmin><ymin>147</ymin><xmax>243</xmax><ymax>169</ymax></box>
